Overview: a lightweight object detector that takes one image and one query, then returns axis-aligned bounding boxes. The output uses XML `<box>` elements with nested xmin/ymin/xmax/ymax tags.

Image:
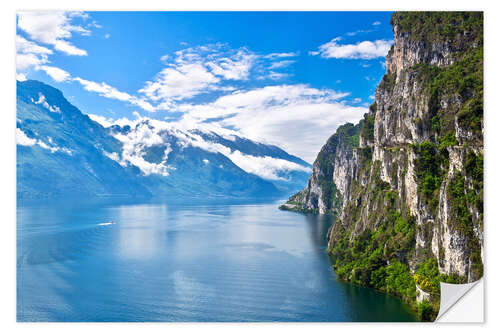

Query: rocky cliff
<box><xmin>283</xmin><ymin>121</ymin><xmax>361</xmax><ymax>215</ymax></box>
<box><xmin>282</xmin><ymin>12</ymin><xmax>483</xmax><ymax>320</ymax></box>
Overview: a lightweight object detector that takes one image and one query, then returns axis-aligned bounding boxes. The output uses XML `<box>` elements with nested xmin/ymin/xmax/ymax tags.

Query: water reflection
<box><xmin>116</xmin><ymin>204</ymin><xmax>169</xmax><ymax>260</ymax></box>
<box><xmin>17</xmin><ymin>200</ymin><xmax>416</xmax><ymax>322</ymax></box>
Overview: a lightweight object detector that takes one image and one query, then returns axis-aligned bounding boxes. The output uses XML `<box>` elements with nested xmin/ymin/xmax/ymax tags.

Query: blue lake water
<box><xmin>17</xmin><ymin>200</ymin><xmax>416</xmax><ymax>322</ymax></box>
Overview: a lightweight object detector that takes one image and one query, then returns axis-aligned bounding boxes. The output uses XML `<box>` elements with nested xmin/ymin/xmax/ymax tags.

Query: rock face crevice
<box><xmin>282</xmin><ymin>12</ymin><xmax>483</xmax><ymax>319</ymax></box>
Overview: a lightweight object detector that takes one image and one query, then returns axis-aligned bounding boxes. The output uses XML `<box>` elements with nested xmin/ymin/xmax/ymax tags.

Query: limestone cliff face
<box><xmin>284</xmin><ymin>122</ymin><xmax>361</xmax><ymax>215</ymax></box>
<box><xmin>285</xmin><ymin>12</ymin><xmax>483</xmax><ymax>297</ymax></box>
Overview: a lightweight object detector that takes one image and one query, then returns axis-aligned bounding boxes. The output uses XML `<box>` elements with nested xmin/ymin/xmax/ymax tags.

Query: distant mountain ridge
<box><xmin>16</xmin><ymin>80</ymin><xmax>311</xmax><ymax>200</ymax></box>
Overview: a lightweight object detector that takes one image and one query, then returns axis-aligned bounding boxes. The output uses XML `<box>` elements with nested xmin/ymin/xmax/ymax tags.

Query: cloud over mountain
<box><xmin>15</xmin><ymin>11</ymin><xmax>387</xmax><ymax>163</ymax></box>
<box><xmin>17</xmin><ymin>79</ymin><xmax>312</xmax><ymax>199</ymax></box>
<box><xmin>175</xmin><ymin>84</ymin><xmax>366</xmax><ymax>163</ymax></box>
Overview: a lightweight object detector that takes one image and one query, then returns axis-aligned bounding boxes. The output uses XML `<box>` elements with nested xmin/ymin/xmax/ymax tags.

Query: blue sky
<box><xmin>16</xmin><ymin>11</ymin><xmax>394</xmax><ymax>162</ymax></box>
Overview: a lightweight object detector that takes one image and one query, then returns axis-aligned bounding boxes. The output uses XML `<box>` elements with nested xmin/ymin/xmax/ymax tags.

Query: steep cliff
<box><xmin>282</xmin><ymin>12</ymin><xmax>483</xmax><ymax>321</ymax></box>
<box><xmin>281</xmin><ymin>122</ymin><xmax>362</xmax><ymax>215</ymax></box>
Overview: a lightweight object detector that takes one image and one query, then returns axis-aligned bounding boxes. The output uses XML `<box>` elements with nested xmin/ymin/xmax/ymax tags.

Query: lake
<box><xmin>17</xmin><ymin>199</ymin><xmax>416</xmax><ymax>322</ymax></box>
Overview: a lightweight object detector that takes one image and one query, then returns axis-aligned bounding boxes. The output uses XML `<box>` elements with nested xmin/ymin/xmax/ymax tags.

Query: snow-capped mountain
<box><xmin>16</xmin><ymin>80</ymin><xmax>311</xmax><ymax>200</ymax></box>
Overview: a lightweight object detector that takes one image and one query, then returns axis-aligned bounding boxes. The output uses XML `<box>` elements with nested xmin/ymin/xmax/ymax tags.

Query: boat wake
<box><xmin>98</xmin><ymin>221</ymin><xmax>115</xmax><ymax>226</ymax></box>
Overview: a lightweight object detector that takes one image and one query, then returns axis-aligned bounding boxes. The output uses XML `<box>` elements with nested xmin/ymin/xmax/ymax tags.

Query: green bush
<box><xmin>438</xmin><ymin>132</ymin><xmax>458</xmax><ymax>151</ymax></box>
<box><xmin>447</xmin><ymin>170</ymin><xmax>483</xmax><ymax>278</ymax></box>
<box><xmin>370</xmin><ymin>266</ymin><xmax>387</xmax><ymax>289</ymax></box>
<box><xmin>458</xmin><ymin>93</ymin><xmax>483</xmax><ymax>133</ymax></box>
<box><xmin>361</xmin><ymin>114</ymin><xmax>375</xmax><ymax>143</ymax></box>
<box><xmin>379</xmin><ymin>73</ymin><xmax>397</xmax><ymax>92</ymax></box>
<box><xmin>415</xmin><ymin>258</ymin><xmax>441</xmax><ymax>293</ymax></box>
<box><xmin>391</xmin><ymin>12</ymin><xmax>483</xmax><ymax>45</ymax></box>
<box><xmin>319</xmin><ymin>180</ymin><xmax>342</xmax><ymax>215</ymax></box>
<box><xmin>413</xmin><ymin>141</ymin><xmax>446</xmax><ymax>210</ymax></box>
<box><xmin>413</xmin><ymin>47</ymin><xmax>483</xmax><ymax>139</ymax></box>
<box><xmin>385</xmin><ymin>262</ymin><xmax>416</xmax><ymax>300</ymax></box>
<box><xmin>417</xmin><ymin>300</ymin><xmax>435</xmax><ymax>322</ymax></box>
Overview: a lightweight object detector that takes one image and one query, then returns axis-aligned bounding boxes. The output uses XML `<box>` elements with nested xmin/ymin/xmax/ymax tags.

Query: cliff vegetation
<box><xmin>282</xmin><ymin>11</ymin><xmax>483</xmax><ymax>321</ymax></box>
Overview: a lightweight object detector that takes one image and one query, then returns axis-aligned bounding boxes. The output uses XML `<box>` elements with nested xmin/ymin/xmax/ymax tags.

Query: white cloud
<box><xmin>140</xmin><ymin>44</ymin><xmax>258</xmax><ymax>106</ymax></box>
<box><xmin>206</xmin><ymin>49</ymin><xmax>256</xmax><ymax>80</ymax></box>
<box><xmin>74</xmin><ymin>77</ymin><xmax>132</xmax><ymax>101</ymax></box>
<box><xmin>16</xmin><ymin>73</ymin><xmax>27</xmax><ymax>81</ymax></box>
<box><xmin>16</xmin><ymin>35</ymin><xmax>52</xmax><ymax>55</ymax></box>
<box><xmin>260</xmin><ymin>52</ymin><xmax>298</xmax><ymax>81</ymax></box>
<box><xmin>373</xmin><ymin>21</ymin><xmax>381</xmax><ymax>26</ymax></box>
<box><xmin>112</xmin><ymin>122</ymin><xmax>174</xmax><ymax>176</ymax></box>
<box><xmin>264</xmin><ymin>52</ymin><xmax>299</xmax><ymax>59</ymax></box>
<box><xmin>134</xmin><ymin>44</ymin><xmax>300</xmax><ymax>108</ymax></box>
<box><xmin>174</xmin><ymin>124</ymin><xmax>311</xmax><ymax>180</ymax></box>
<box><xmin>312</xmin><ymin>37</ymin><xmax>393</xmax><ymax>60</ymax></box>
<box><xmin>16</xmin><ymin>36</ymin><xmax>51</xmax><ymax>71</ymax></box>
<box><xmin>16</xmin><ymin>128</ymin><xmax>72</xmax><ymax>154</ymax></box>
<box><xmin>88</xmin><ymin>20</ymin><xmax>101</xmax><ymax>30</ymax></box>
<box><xmin>178</xmin><ymin>84</ymin><xmax>348</xmax><ymax>119</ymax></box>
<box><xmin>16</xmin><ymin>128</ymin><xmax>37</xmax><ymax>146</ymax></box>
<box><xmin>15</xmin><ymin>28</ymin><xmax>365</xmax><ymax>165</ymax></box>
<box><xmin>222</xmin><ymin>150</ymin><xmax>311</xmax><ymax>180</ymax></box>
<box><xmin>103</xmin><ymin>151</ymin><xmax>122</xmax><ymax>164</ymax></box>
<box><xmin>345</xmin><ymin>29</ymin><xmax>373</xmax><ymax>37</ymax></box>
<box><xmin>54</xmin><ymin>40</ymin><xmax>87</xmax><ymax>56</ymax></box>
<box><xmin>111</xmin><ymin>117</ymin><xmax>137</xmax><ymax>128</ymax></box>
<box><xmin>16</xmin><ymin>54</ymin><xmax>158</xmax><ymax>112</ymax></box>
<box><xmin>266</xmin><ymin>72</ymin><xmax>290</xmax><ymax>81</ymax></box>
<box><xmin>139</xmin><ymin>63</ymin><xmax>220</xmax><ymax>104</ymax></box>
<box><xmin>40</xmin><ymin>65</ymin><xmax>71</xmax><ymax>82</ymax></box>
<box><xmin>102</xmin><ymin>116</ymin><xmax>311</xmax><ymax>180</ymax></box>
<box><xmin>32</xmin><ymin>93</ymin><xmax>61</xmax><ymax>113</ymax></box>
<box><xmin>175</xmin><ymin>84</ymin><xmax>366</xmax><ymax>163</ymax></box>
<box><xmin>88</xmin><ymin>114</ymin><xmax>115</xmax><ymax>127</ymax></box>
<box><xmin>68</xmin><ymin>11</ymin><xmax>90</xmax><ymax>20</ymax></box>
<box><xmin>73</xmin><ymin>77</ymin><xmax>157</xmax><ymax>112</ymax></box>
<box><xmin>17</xmin><ymin>11</ymin><xmax>90</xmax><ymax>56</ymax></box>
<box><xmin>16</xmin><ymin>52</ymin><xmax>48</xmax><ymax>71</ymax></box>
<box><xmin>269</xmin><ymin>60</ymin><xmax>295</xmax><ymax>69</ymax></box>
<box><xmin>16</xmin><ymin>12</ymin><xmax>97</xmax><ymax>78</ymax></box>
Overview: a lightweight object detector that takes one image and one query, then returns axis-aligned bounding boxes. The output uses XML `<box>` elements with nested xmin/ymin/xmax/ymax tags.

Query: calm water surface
<box><xmin>17</xmin><ymin>200</ymin><xmax>416</xmax><ymax>321</ymax></box>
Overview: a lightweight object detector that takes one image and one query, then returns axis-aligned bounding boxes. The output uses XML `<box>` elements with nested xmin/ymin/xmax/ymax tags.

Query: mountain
<box><xmin>16</xmin><ymin>80</ymin><xmax>311</xmax><ymax>200</ymax></box>
<box><xmin>16</xmin><ymin>80</ymin><xmax>151</xmax><ymax>199</ymax></box>
<box><xmin>281</xmin><ymin>12</ymin><xmax>483</xmax><ymax>321</ymax></box>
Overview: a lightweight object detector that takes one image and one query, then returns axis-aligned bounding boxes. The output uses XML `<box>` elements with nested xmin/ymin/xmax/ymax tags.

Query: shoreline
<box><xmin>281</xmin><ymin>206</ymin><xmax>433</xmax><ymax>321</ymax></box>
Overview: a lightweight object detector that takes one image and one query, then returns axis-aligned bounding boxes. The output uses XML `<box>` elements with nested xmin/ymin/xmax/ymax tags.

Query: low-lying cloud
<box><xmin>16</xmin><ymin>128</ymin><xmax>72</xmax><ymax>154</ymax></box>
<box><xmin>311</xmin><ymin>36</ymin><xmax>393</xmax><ymax>60</ymax></box>
<box><xmin>175</xmin><ymin>84</ymin><xmax>366</xmax><ymax>163</ymax></box>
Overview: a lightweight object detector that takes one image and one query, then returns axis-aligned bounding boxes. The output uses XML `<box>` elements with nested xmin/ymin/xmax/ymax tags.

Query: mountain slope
<box><xmin>17</xmin><ymin>80</ymin><xmax>311</xmax><ymax>200</ymax></box>
<box><xmin>16</xmin><ymin>80</ymin><xmax>151</xmax><ymax>199</ymax></box>
<box><xmin>282</xmin><ymin>12</ymin><xmax>483</xmax><ymax>321</ymax></box>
